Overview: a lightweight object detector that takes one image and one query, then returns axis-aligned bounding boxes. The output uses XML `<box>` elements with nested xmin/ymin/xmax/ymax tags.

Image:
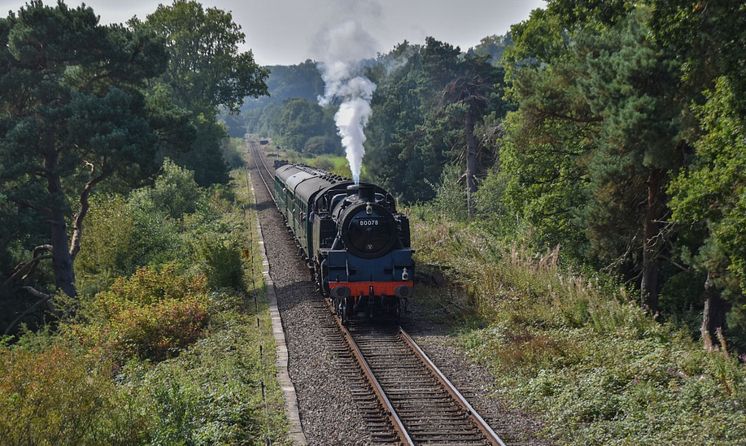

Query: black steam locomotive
<box><xmin>273</xmin><ymin>163</ymin><xmax>414</xmax><ymax>323</ymax></box>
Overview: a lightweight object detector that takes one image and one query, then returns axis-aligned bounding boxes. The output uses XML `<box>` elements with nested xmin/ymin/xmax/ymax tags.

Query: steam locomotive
<box><xmin>273</xmin><ymin>163</ymin><xmax>414</xmax><ymax>323</ymax></box>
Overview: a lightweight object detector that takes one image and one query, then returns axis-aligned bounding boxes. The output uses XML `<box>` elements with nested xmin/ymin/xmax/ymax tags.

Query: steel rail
<box><xmin>326</xmin><ymin>301</ymin><xmax>415</xmax><ymax>446</ymax></box>
<box><xmin>248</xmin><ymin>140</ymin><xmax>276</xmax><ymax>203</ymax></box>
<box><xmin>249</xmin><ymin>138</ymin><xmax>504</xmax><ymax>446</ymax></box>
<box><xmin>250</xmin><ymin>139</ymin><xmax>410</xmax><ymax>444</ymax></box>
<box><xmin>399</xmin><ymin>329</ymin><xmax>507</xmax><ymax>446</ymax></box>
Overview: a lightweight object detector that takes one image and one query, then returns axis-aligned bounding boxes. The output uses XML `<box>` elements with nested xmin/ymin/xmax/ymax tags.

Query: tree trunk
<box><xmin>45</xmin><ymin>149</ymin><xmax>77</xmax><ymax>298</ymax></box>
<box><xmin>701</xmin><ymin>274</ymin><xmax>730</xmax><ymax>352</ymax></box>
<box><xmin>465</xmin><ymin>111</ymin><xmax>478</xmax><ymax>218</ymax></box>
<box><xmin>69</xmin><ymin>171</ymin><xmax>107</xmax><ymax>260</ymax></box>
<box><xmin>641</xmin><ymin>168</ymin><xmax>665</xmax><ymax>312</ymax></box>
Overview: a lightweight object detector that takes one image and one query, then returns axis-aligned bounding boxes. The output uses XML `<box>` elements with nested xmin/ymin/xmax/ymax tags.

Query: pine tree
<box><xmin>0</xmin><ymin>2</ymin><xmax>168</xmax><ymax>297</ymax></box>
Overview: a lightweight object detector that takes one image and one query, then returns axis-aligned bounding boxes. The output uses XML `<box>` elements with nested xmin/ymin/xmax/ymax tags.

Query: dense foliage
<box><xmin>1</xmin><ymin>158</ymin><xmax>287</xmax><ymax>445</ymax></box>
<box><xmin>352</xmin><ymin>1</ymin><xmax>746</xmax><ymax>354</ymax></box>
<box><xmin>365</xmin><ymin>38</ymin><xmax>507</xmax><ymax>203</ymax></box>
<box><xmin>133</xmin><ymin>0</ymin><xmax>268</xmax><ymax>185</ymax></box>
<box><xmin>0</xmin><ymin>0</ymin><xmax>267</xmax><ymax>326</ymax></box>
<box><xmin>237</xmin><ymin>60</ymin><xmax>341</xmax><ymax>154</ymax></box>
<box><xmin>0</xmin><ymin>2</ymin><xmax>281</xmax><ymax>442</ymax></box>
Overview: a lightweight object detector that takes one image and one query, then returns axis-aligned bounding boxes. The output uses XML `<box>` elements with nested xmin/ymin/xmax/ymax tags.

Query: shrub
<box><xmin>430</xmin><ymin>163</ymin><xmax>468</xmax><ymax>221</ymax></box>
<box><xmin>0</xmin><ymin>346</ymin><xmax>148</xmax><ymax>446</ymax></box>
<box><xmin>129</xmin><ymin>158</ymin><xmax>202</xmax><ymax>219</ymax></box>
<box><xmin>105</xmin><ymin>263</ymin><xmax>207</xmax><ymax>306</ymax></box>
<box><xmin>313</xmin><ymin>157</ymin><xmax>335</xmax><ymax>172</ymax></box>
<box><xmin>69</xmin><ymin>264</ymin><xmax>210</xmax><ymax>363</ymax></box>
<box><xmin>221</xmin><ymin>137</ymin><xmax>246</xmax><ymax>169</ymax></box>
<box><xmin>196</xmin><ymin>234</ymin><xmax>244</xmax><ymax>289</ymax></box>
<box><xmin>107</xmin><ymin>296</ymin><xmax>209</xmax><ymax>362</ymax></box>
<box><xmin>80</xmin><ymin>263</ymin><xmax>205</xmax><ymax>323</ymax></box>
<box><xmin>75</xmin><ymin>195</ymin><xmax>138</xmax><ymax>295</ymax></box>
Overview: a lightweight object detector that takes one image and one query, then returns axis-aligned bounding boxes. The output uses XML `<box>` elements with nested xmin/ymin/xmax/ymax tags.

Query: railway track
<box><xmin>248</xmin><ymin>139</ymin><xmax>507</xmax><ymax>445</ymax></box>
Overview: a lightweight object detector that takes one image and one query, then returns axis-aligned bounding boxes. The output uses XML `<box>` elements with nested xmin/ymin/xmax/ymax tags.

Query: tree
<box><xmin>441</xmin><ymin>54</ymin><xmax>503</xmax><ymax>217</ymax></box>
<box><xmin>137</xmin><ymin>0</ymin><xmax>267</xmax><ymax>115</ymax></box>
<box><xmin>367</xmin><ymin>38</ymin><xmax>499</xmax><ymax>204</ymax></box>
<box><xmin>498</xmin><ymin>5</ymin><xmax>601</xmax><ymax>258</ymax></box>
<box><xmin>669</xmin><ymin>78</ymin><xmax>746</xmax><ymax>350</ymax></box>
<box><xmin>135</xmin><ymin>0</ymin><xmax>269</xmax><ymax>184</ymax></box>
<box><xmin>650</xmin><ymin>0</ymin><xmax>746</xmax><ymax>349</ymax></box>
<box><xmin>650</xmin><ymin>0</ymin><xmax>746</xmax><ymax>117</ymax></box>
<box><xmin>366</xmin><ymin>41</ymin><xmax>429</xmax><ymax>201</ymax></box>
<box><xmin>0</xmin><ymin>1</ymin><xmax>168</xmax><ymax>297</ymax></box>
<box><xmin>578</xmin><ymin>9</ymin><xmax>683</xmax><ymax>312</ymax></box>
<box><xmin>501</xmin><ymin>4</ymin><xmax>684</xmax><ymax>312</ymax></box>
<box><xmin>273</xmin><ymin>98</ymin><xmax>335</xmax><ymax>151</ymax></box>
<box><xmin>469</xmin><ymin>34</ymin><xmax>512</xmax><ymax>65</ymax></box>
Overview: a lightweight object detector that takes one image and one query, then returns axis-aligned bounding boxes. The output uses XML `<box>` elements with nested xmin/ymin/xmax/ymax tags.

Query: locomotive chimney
<box><xmin>347</xmin><ymin>184</ymin><xmax>374</xmax><ymax>202</ymax></box>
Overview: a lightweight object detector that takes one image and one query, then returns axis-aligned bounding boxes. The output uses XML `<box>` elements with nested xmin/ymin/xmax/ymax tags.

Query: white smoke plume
<box><xmin>314</xmin><ymin>20</ymin><xmax>378</xmax><ymax>184</ymax></box>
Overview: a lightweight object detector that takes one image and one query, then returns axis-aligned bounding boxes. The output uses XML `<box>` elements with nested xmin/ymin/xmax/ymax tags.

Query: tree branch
<box><xmin>4</xmin><ymin>286</ymin><xmax>54</xmax><ymax>335</ymax></box>
<box><xmin>1</xmin><ymin>245</ymin><xmax>53</xmax><ymax>291</ymax></box>
<box><xmin>8</xmin><ymin>197</ymin><xmax>52</xmax><ymax>216</ymax></box>
<box><xmin>69</xmin><ymin>166</ymin><xmax>109</xmax><ymax>260</ymax></box>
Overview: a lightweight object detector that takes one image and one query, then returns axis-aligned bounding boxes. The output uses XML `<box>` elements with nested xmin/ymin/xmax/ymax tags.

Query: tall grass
<box><xmin>411</xmin><ymin>212</ymin><xmax>746</xmax><ymax>445</ymax></box>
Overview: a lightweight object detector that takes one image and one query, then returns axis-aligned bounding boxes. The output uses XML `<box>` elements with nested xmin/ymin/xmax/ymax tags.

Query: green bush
<box><xmin>105</xmin><ymin>295</ymin><xmax>209</xmax><ymax>362</ymax></box>
<box><xmin>196</xmin><ymin>234</ymin><xmax>244</xmax><ymax>289</ymax></box>
<box><xmin>430</xmin><ymin>163</ymin><xmax>468</xmax><ymax>221</ymax></box>
<box><xmin>68</xmin><ymin>264</ymin><xmax>210</xmax><ymax>363</ymax></box>
<box><xmin>313</xmin><ymin>157</ymin><xmax>335</xmax><ymax>172</ymax></box>
<box><xmin>75</xmin><ymin>195</ymin><xmax>139</xmax><ymax>296</ymax></box>
<box><xmin>83</xmin><ymin>263</ymin><xmax>207</xmax><ymax>319</ymax></box>
<box><xmin>129</xmin><ymin>158</ymin><xmax>202</xmax><ymax>219</ymax></box>
<box><xmin>0</xmin><ymin>346</ymin><xmax>148</xmax><ymax>446</ymax></box>
<box><xmin>221</xmin><ymin>137</ymin><xmax>246</xmax><ymax>169</ymax></box>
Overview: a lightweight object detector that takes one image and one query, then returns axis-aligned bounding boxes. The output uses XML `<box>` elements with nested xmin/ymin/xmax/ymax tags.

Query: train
<box><xmin>273</xmin><ymin>162</ymin><xmax>414</xmax><ymax>323</ymax></box>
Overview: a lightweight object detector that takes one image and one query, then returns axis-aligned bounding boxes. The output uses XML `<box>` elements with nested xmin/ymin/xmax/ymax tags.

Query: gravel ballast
<box><xmin>406</xmin><ymin>317</ymin><xmax>552</xmax><ymax>445</ymax></box>
<box><xmin>249</xmin><ymin>155</ymin><xmax>373</xmax><ymax>445</ymax></box>
<box><xmin>249</xmin><ymin>146</ymin><xmax>551</xmax><ymax>445</ymax></box>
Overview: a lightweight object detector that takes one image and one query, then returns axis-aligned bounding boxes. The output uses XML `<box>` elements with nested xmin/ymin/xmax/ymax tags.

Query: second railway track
<box><xmin>248</xmin><ymin>139</ymin><xmax>507</xmax><ymax>445</ymax></box>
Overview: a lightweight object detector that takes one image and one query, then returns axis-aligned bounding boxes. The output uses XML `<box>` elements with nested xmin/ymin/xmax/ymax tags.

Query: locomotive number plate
<box><xmin>358</xmin><ymin>219</ymin><xmax>379</xmax><ymax>226</ymax></box>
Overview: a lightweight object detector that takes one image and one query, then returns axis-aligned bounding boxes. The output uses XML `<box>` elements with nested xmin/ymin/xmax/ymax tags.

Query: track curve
<box><xmin>249</xmin><ymin>139</ymin><xmax>507</xmax><ymax>445</ymax></box>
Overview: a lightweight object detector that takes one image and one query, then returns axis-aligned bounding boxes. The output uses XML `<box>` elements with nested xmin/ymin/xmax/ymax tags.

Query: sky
<box><xmin>0</xmin><ymin>0</ymin><xmax>546</xmax><ymax>66</ymax></box>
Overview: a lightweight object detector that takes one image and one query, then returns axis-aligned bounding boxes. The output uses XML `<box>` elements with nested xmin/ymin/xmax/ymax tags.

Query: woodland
<box><xmin>1</xmin><ymin>0</ymin><xmax>746</xmax><ymax>444</ymax></box>
<box><xmin>244</xmin><ymin>1</ymin><xmax>746</xmax><ymax>354</ymax></box>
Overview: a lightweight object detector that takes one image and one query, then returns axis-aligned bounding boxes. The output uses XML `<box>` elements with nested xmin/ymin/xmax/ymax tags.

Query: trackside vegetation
<box><xmin>0</xmin><ymin>1</ymin><xmax>286</xmax><ymax>441</ymax></box>
<box><xmin>0</xmin><ymin>160</ymin><xmax>288</xmax><ymax>445</ymax></box>
<box><xmin>246</xmin><ymin>1</ymin><xmax>746</xmax><ymax>358</ymax></box>
<box><xmin>411</xmin><ymin>209</ymin><xmax>746</xmax><ymax>445</ymax></box>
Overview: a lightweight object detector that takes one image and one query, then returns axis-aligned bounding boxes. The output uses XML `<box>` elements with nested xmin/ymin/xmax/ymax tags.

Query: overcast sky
<box><xmin>0</xmin><ymin>0</ymin><xmax>545</xmax><ymax>66</ymax></box>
